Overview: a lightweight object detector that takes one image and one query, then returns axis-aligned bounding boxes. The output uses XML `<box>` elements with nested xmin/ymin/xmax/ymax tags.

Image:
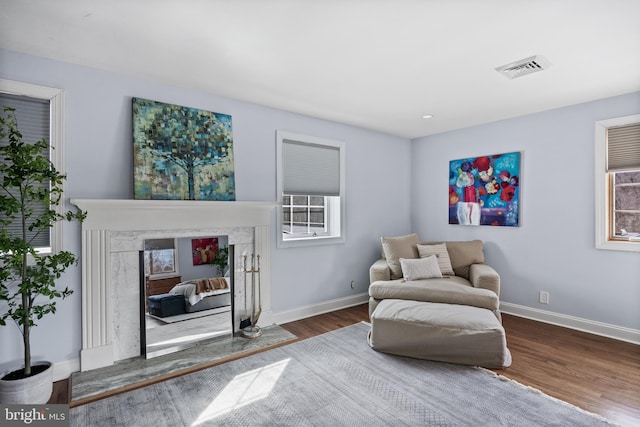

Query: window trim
<box><xmin>0</xmin><ymin>79</ymin><xmax>65</xmax><ymax>254</ymax></box>
<box><xmin>595</xmin><ymin>113</ymin><xmax>640</xmax><ymax>252</ymax></box>
<box><xmin>276</xmin><ymin>130</ymin><xmax>345</xmax><ymax>248</ymax></box>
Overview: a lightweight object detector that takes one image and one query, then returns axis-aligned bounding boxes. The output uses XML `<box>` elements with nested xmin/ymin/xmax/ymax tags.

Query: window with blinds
<box><xmin>595</xmin><ymin>114</ymin><xmax>640</xmax><ymax>251</ymax></box>
<box><xmin>0</xmin><ymin>93</ymin><xmax>51</xmax><ymax>249</ymax></box>
<box><xmin>607</xmin><ymin>124</ymin><xmax>640</xmax><ymax>239</ymax></box>
<box><xmin>277</xmin><ymin>130</ymin><xmax>345</xmax><ymax>247</ymax></box>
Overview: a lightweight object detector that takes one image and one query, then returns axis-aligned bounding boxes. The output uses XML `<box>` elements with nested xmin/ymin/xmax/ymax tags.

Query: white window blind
<box><xmin>282</xmin><ymin>139</ymin><xmax>340</xmax><ymax>196</ymax></box>
<box><xmin>607</xmin><ymin>123</ymin><xmax>640</xmax><ymax>171</ymax></box>
<box><xmin>0</xmin><ymin>94</ymin><xmax>51</xmax><ymax>248</ymax></box>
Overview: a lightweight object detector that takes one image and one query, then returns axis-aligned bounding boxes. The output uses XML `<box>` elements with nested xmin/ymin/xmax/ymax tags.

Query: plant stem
<box><xmin>21</xmin><ymin>190</ymin><xmax>31</xmax><ymax>376</ymax></box>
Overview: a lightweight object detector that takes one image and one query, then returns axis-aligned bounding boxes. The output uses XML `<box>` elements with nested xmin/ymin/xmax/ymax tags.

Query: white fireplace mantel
<box><xmin>71</xmin><ymin>199</ymin><xmax>276</xmax><ymax>371</ymax></box>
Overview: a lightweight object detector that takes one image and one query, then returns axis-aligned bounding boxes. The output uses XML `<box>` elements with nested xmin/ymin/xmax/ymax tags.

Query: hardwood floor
<box><xmin>51</xmin><ymin>304</ymin><xmax>640</xmax><ymax>426</ymax></box>
<box><xmin>497</xmin><ymin>314</ymin><xmax>640</xmax><ymax>426</ymax></box>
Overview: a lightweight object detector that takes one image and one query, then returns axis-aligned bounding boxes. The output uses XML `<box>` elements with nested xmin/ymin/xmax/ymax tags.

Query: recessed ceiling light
<box><xmin>421</xmin><ymin>115</ymin><xmax>433</xmax><ymax>119</ymax></box>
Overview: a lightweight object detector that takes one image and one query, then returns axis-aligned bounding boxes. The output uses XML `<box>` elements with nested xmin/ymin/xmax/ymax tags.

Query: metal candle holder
<box><xmin>241</xmin><ymin>253</ymin><xmax>262</xmax><ymax>338</ymax></box>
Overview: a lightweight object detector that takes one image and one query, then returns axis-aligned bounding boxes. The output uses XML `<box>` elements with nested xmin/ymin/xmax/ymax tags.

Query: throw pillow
<box><xmin>381</xmin><ymin>233</ymin><xmax>420</xmax><ymax>279</ymax></box>
<box><xmin>417</xmin><ymin>243</ymin><xmax>455</xmax><ymax>276</ymax></box>
<box><xmin>400</xmin><ymin>255</ymin><xmax>443</xmax><ymax>281</ymax></box>
<box><xmin>444</xmin><ymin>240</ymin><xmax>484</xmax><ymax>279</ymax></box>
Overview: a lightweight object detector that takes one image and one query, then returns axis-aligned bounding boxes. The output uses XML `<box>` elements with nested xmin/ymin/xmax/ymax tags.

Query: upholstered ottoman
<box><xmin>148</xmin><ymin>293</ymin><xmax>185</xmax><ymax>318</ymax></box>
<box><xmin>368</xmin><ymin>299</ymin><xmax>512</xmax><ymax>368</ymax></box>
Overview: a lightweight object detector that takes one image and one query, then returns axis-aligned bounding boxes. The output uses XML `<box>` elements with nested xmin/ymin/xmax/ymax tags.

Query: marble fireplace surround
<box><xmin>71</xmin><ymin>199</ymin><xmax>275</xmax><ymax>372</ymax></box>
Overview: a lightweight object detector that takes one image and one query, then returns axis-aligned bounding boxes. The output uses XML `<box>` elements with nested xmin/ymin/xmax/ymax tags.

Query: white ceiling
<box><xmin>1</xmin><ymin>1</ymin><xmax>639</xmax><ymax>139</ymax></box>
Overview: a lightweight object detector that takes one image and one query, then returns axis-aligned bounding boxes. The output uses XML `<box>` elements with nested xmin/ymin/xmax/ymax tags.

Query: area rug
<box><xmin>70</xmin><ymin>322</ymin><xmax>615</xmax><ymax>426</ymax></box>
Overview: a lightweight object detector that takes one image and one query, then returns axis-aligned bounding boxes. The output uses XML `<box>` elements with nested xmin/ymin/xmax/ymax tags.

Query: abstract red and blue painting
<box><xmin>449</xmin><ymin>152</ymin><xmax>520</xmax><ymax>226</ymax></box>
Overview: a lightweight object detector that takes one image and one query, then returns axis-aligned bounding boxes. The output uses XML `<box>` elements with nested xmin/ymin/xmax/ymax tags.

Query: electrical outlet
<box><xmin>350</xmin><ymin>280</ymin><xmax>356</xmax><ymax>289</ymax></box>
<box><xmin>539</xmin><ymin>291</ymin><xmax>549</xmax><ymax>304</ymax></box>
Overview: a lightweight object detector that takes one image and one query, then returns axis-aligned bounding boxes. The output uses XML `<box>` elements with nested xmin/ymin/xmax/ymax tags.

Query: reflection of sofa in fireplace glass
<box><xmin>146</xmin><ymin>276</ymin><xmax>231</xmax><ymax>317</ymax></box>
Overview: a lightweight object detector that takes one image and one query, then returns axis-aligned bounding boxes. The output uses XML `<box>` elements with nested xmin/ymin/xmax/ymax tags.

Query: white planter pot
<box><xmin>0</xmin><ymin>361</ymin><xmax>53</xmax><ymax>404</ymax></box>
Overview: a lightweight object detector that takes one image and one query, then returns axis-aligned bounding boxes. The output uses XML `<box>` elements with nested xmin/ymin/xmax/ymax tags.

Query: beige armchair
<box><xmin>368</xmin><ymin>235</ymin><xmax>502</xmax><ymax>320</ymax></box>
<box><xmin>367</xmin><ymin>234</ymin><xmax>511</xmax><ymax>368</ymax></box>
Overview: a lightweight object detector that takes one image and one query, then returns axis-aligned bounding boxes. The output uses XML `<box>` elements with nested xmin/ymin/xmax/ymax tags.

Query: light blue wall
<box><xmin>0</xmin><ymin>49</ymin><xmax>412</xmax><ymax>366</ymax></box>
<box><xmin>411</xmin><ymin>92</ymin><xmax>640</xmax><ymax>330</ymax></box>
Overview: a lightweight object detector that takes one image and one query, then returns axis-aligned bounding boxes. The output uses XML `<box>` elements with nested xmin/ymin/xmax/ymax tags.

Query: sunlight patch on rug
<box><xmin>192</xmin><ymin>358</ymin><xmax>290</xmax><ymax>425</ymax></box>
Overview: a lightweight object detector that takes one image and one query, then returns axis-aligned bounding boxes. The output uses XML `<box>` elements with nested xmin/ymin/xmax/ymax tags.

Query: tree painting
<box><xmin>133</xmin><ymin>98</ymin><xmax>235</xmax><ymax>200</ymax></box>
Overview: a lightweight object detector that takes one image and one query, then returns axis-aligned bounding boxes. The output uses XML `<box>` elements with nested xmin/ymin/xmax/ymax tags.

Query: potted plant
<box><xmin>212</xmin><ymin>246</ymin><xmax>229</xmax><ymax>276</ymax></box>
<box><xmin>0</xmin><ymin>107</ymin><xmax>85</xmax><ymax>403</ymax></box>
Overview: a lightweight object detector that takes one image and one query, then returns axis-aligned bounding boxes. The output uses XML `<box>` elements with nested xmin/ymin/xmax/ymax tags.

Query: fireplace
<box><xmin>71</xmin><ymin>199</ymin><xmax>275</xmax><ymax>372</ymax></box>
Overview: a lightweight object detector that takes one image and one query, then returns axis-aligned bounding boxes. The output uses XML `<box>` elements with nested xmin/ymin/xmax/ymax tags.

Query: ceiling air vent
<box><xmin>495</xmin><ymin>55</ymin><xmax>551</xmax><ymax>79</ymax></box>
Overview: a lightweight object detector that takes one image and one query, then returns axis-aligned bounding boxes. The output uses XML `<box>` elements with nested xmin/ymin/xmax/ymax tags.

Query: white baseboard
<box><xmin>500</xmin><ymin>302</ymin><xmax>640</xmax><ymax>345</ymax></box>
<box><xmin>53</xmin><ymin>357</ymin><xmax>79</xmax><ymax>382</ymax></box>
<box><xmin>272</xmin><ymin>292</ymin><xmax>369</xmax><ymax>325</ymax></box>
